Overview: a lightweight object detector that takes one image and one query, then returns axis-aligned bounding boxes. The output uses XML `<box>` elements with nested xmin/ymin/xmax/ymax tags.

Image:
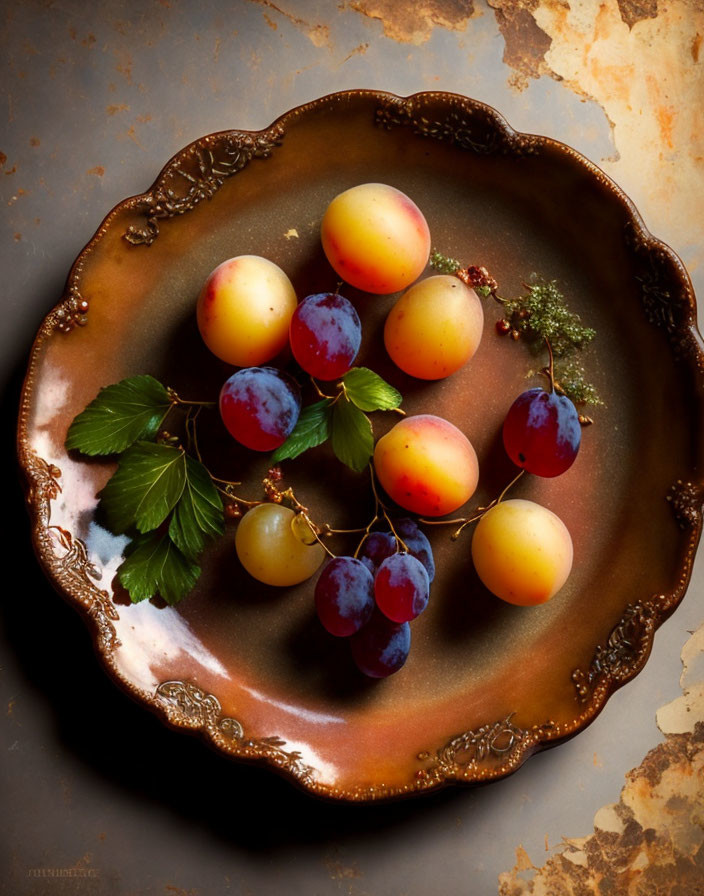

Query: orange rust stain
<box><xmin>342</xmin><ymin>42</ymin><xmax>369</xmax><ymax>62</ymax></box>
<box><xmin>263</xmin><ymin>12</ymin><xmax>278</xmax><ymax>29</ymax></box>
<box><xmin>115</xmin><ymin>52</ymin><xmax>133</xmax><ymax>84</ymax></box>
<box><xmin>5</xmin><ymin>166</ymin><xmax>17</xmax><ymax>176</ymax></box>
<box><xmin>0</xmin><ymin>151</ymin><xmax>7</xmax><ymax>167</ymax></box>
<box><xmin>14</xmin><ymin>233</ymin><xmax>22</xmax><ymax>241</ymax></box>
<box><xmin>693</xmin><ymin>32</ymin><xmax>702</xmax><ymax>62</ymax></box>
<box><xmin>87</xmin><ymin>166</ymin><xmax>105</xmax><ymax>177</ymax></box>
<box><xmin>656</xmin><ymin>104</ymin><xmax>675</xmax><ymax>149</ymax></box>
<box><xmin>29</xmin><ymin>136</ymin><xmax>40</xmax><ymax>147</ymax></box>
<box><xmin>247</xmin><ymin>0</ymin><xmax>331</xmax><ymax>48</ymax></box>
<box><xmin>106</xmin><ymin>103</ymin><xmax>129</xmax><ymax>115</ymax></box>
<box><xmin>589</xmin><ymin>56</ymin><xmax>636</xmax><ymax>106</ymax></box>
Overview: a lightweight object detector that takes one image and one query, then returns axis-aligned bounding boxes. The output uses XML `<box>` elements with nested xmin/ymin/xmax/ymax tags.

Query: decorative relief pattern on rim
<box><xmin>156</xmin><ymin>681</ymin><xmax>316</xmax><ymax>786</ymax></box>
<box><xmin>572</xmin><ymin>478</ymin><xmax>703</xmax><ymax>705</ymax></box>
<box><xmin>375</xmin><ymin>95</ymin><xmax>540</xmax><ymax>156</ymax></box>
<box><xmin>47</xmin><ymin>283</ymin><xmax>90</xmax><ymax>334</ymax></box>
<box><xmin>416</xmin><ymin>714</ymin><xmax>555</xmax><ymax>785</ymax></box>
<box><xmin>23</xmin><ymin>452</ymin><xmax>120</xmax><ymax>651</ymax></box>
<box><xmin>124</xmin><ymin>127</ymin><xmax>285</xmax><ymax>247</ymax></box>
<box><xmin>624</xmin><ymin>220</ymin><xmax>702</xmax><ymax>369</ymax></box>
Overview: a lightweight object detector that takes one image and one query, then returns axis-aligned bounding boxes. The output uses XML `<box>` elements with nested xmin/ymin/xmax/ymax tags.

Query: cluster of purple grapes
<box><xmin>219</xmin><ymin>292</ymin><xmax>361</xmax><ymax>451</ymax></box>
<box><xmin>314</xmin><ymin>519</ymin><xmax>435</xmax><ymax>678</ymax></box>
<box><xmin>502</xmin><ymin>387</ymin><xmax>582</xmax><ymax>477</ymax></box>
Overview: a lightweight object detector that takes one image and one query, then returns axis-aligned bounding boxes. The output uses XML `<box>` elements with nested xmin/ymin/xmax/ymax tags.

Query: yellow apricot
<box><xmin>321</xmin><ymin>183</ymin><xmax>430</xmax><ymax>294</ymax></box>
<box><xmin>471</xmin><ymin>499</ymin><xmax>573</xmax><ymax>606</ymax></box>
<box><xmin>384</xmin><ymin>274</ymin><xmax>484</xmax><ymax>379</ymax></box>
<box><xmin>197</xmin><ymin>255</ymin><xmax>297</xmax><ymax>366</ymax></box>
<box><xmin>374</xmin><ymin>415</ymin><xmax>479</xmax><ymax>517</ymax></box>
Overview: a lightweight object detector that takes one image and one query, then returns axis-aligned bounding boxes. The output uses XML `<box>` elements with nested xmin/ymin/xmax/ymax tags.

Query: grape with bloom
<box><xmin>503</xmin><ymin>387</ymin><xmax>581</xmax><ymax>477</ymax></box>
<box><xmin>314</xmin><ymin>556</ymin><xmax>375</xmax><ymax>637</ymax></box>
<box><xmin>350</xmin><ymin>610</ymin><xmax>412</xmax><ymax>678</ymax></box>
<box><xmin>219</xmin><ymin>367</ymin><xmax>301</xmax><ymax>452</ymax></box>
<box><xmin>289</xmin><ymin>292</ymin><xmax>362</xmax><ymax>381</ymax></box>
<box><xmin>374</xmin><ymin>552</ymin><xmax>429</xmax><ymax>623</ymax></box>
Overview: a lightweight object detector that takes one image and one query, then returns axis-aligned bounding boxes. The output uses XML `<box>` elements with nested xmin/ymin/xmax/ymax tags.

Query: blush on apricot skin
<box><xmin>320</xmin><ymin>183</ymin><xmax>431</xmax><ymax>295</ymax></box>
<box><xmin>373</xmin><ymin>415</ymin><xmax>479</xmax><ymax>517</ymax></box>
<box><xmin>196</xmin><ymin>255</ymin><xmax>297</xmax><ymax>367</ymax></box>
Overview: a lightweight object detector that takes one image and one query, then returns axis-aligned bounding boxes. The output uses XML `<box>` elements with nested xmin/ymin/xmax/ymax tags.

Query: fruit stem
<box><xmin>354</xmin><ymin>465</ymin><xmax>409</xmax><ymax>557</ymax></box>
<box><xmin>419</xmin><ymin>469</ymin><xmax>526</xmax><ymax>540</ymax></box>
<box><xmin>310</xmin><ymin>377</ymin><xmax>337</xmax><ymax>401</ymax></box>
<box><xmin>545</xmin><ymin>337</ymin><xmax>556</xmax><ymax>393</ymax></box>
<box><xmin>167</xmin><ymin>387</ymin><xmax>217</xmax><ymax>409</ymax></box>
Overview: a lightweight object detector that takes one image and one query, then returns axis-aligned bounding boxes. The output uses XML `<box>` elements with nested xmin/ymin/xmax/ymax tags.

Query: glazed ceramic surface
<box><xmin>18</xmin><ymin>91</ymin><xmax>704</xmax><ymax>800</ymax></box>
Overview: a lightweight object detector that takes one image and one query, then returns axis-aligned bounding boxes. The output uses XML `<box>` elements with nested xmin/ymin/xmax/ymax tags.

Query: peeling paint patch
<box><xmin>488</xmin><ymin>0</ymin><xmax>552</xmax><ymax>89</ymax></box>
<box><xmin>283</xmin><ymin>228</ymin><xmax>299</xmax><ymax>239</ymax></box>
<box><xmin>497</xmin><ymin>0</ymin><xmax>704</xmax><ymax>277</ymax></box>
<box><xmin>498</xmin><ymin>622</ymin><xmax>704</xmax><ymax>894</ymax></box>
<box><xmin>344</xmin><ymin>0</ymin><xmax>474</xmax><ymax>45</ymax></box>
<box><xmin>617</xmin><ymin>0</ymin><xmax>659</xmax><ymax>30</ymax></box>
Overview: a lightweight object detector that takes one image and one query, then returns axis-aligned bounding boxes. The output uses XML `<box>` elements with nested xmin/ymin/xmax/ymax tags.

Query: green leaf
<box><xmin>342</xmin><ymin>368</ymin><xmax>402</xmax><ymax>413</ymax></box>
<box><xmin>168</xmin><ymin>454</ymin><xmax>224</xmax><ymax>559</ymax></box>
<box><xmin>65</xmin><ymin>375</ymin><xmax>171</xmax><ymax>456</ymax></box>
<box><xmin>331</xmin><ymin>399</ymin><xmax>374</xmax><ymax>473</ymax></box>
<box><xmin>118</xmin><ymin>531</ymin><xmax>200</xmax><ymax>605</ymax></box>
<box><xmin>271</xmin><ymin>399</ymin><xmax>333</xmax><ymax>463</ymax></box>
<box><xmin>98</xmin><ymin>441</ymin><xmax>187</xmax><ymax>534</ymax></box>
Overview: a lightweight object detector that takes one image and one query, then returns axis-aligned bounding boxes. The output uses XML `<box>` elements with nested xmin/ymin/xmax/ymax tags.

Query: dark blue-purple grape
<box><xmin>289</xmin><ymin>292</ymin><xmax>361</xmax><ymax>380</ymax></box>
<box><xmin>219</xmin><ymin>366</ymin><xmax>301</xmax><ymax>452</ymax></box>
<box><xmin>350</xmin><ymin>610</ymin><xmax>411</xmax><ymax>678</ymax></box>
<box><xmin>394</xmin><ymin>518</ymin><xmax>435</xmax><ymax>582</ymax></box>
<box><xmin>358</xmin><ymin>531</ymin><xmax>396</xmax><ymax>574</ymax></box>
<box><xmin>503</xmin><ymin>387</ymin><xmax>581</xmax><ymax>477</ymax></box>
<box><xmin>314</xmin><ymin>556</ymin><xmax>375</xmax><ymax>637</ymax></box>
<box><xmin>374</xmin><ymin>553</ymin><xmax>429</xmax><ymax>623</ymax></box>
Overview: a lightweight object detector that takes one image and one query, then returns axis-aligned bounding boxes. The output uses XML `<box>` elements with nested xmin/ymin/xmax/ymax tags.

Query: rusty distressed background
<box><xmin>2</xmin><ymin>1</ymin><xmax>703</xmax><ymax>893</ymax></box>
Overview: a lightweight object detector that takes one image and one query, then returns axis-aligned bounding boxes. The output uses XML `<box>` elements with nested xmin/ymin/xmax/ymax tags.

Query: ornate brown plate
<box><xmin>18</xmin><ymin>90</ymin><xmax>704</xmax><ymax>801</ymax></box>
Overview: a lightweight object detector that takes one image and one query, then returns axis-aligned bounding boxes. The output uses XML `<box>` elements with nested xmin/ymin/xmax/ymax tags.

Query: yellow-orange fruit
<box><xmin>471</xmin><ymin>499</ymin><xmax>573</xmax><ymax>605</ymax></box>
<box><xmin>320</xmin><ymin>183</ymin><xmax>430</xmax><ymax>294</ymax></box>
<box><xmin>197</xmin><ymin>255</ymin><xmax>297</xmax><ymax>366</ymax></box>
<box><xmin>235</xmin><ymin>504</ymin><xmax>325</xmax><ymax>587</ymax></box>
<box><xmin>373</xmin><ymin>415</ymin><xmax>479</xmax><ymax>517</ymax></box>
<box><xmin>384</xmin><ymin>274</ymin><xmax>484</xmax><ymax>379</ymax></box>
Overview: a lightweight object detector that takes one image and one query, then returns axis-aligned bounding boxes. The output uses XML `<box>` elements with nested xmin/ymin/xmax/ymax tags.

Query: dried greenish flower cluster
<box><xmin>502</xmin><ymin>281</ymin><xmax>596</xmax><ymax>358</ymax></box>
<box><xmin>429</xmin><ymin>250</ymin><xmax>462</xmax><ymax>275</ymax></box>
<box><xmin>552</xmin><ymin>359</ymin><xmax>604</xmax><ymax>408</ymax></box>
